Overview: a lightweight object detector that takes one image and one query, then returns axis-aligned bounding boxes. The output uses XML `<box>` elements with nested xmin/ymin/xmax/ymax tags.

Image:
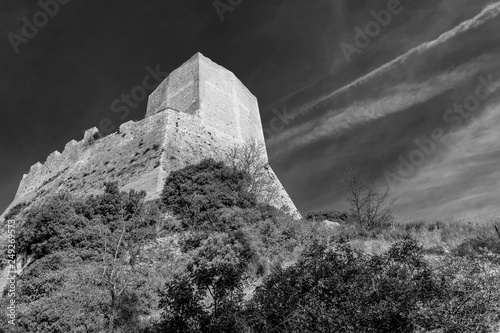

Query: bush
<box><xmin>3</xmin><ymin>201</ymin><xmax>30</xmax><ymax>221</ymax></box>
<box><xmin>304</xmin><ymin>209</ymin><xmax>348</xmax><ymax>222</ymax></box>
<box><xmin>246</xmin><ymin>237</ymin><xmax>500</xmax><ymax>333</ymax></box>
<box><xmin>158</xmin><ymin>231</ymin><xmax>255</xmax><ymax>333</ymax></box>
<box><xmin>248</xmin><ymin>237</ymin><xmax>439</xmax><ymax>333</ymax></box>
<box><xmin>414</xmin><ymin>255</ymin><xmax>500</xmax><ymax>332</ymax></box>
<box><xmin>161</xmin><ymin>159</ymin><xmax>257</xmax><ymax>229</ymax></box>
<box><xmin>17</xmin><ymin>193</ymin><xmax>93</xmax><ymax>259</ymax></box>
<box><xmin>1</xmin><ymin>183</ymin><xmax>163</xmax><ymax>333</ymax></box>
<box><xmin>453</xmin><ymin>236</ymin><xmax>500</xmax><ymax>257</ymax></box>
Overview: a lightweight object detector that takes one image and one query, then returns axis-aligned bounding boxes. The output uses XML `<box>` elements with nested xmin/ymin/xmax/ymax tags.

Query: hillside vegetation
<box><xmin>1</xmin><ymin>157</ymin><xmax>500</xmax><ymax>333</ymax></box>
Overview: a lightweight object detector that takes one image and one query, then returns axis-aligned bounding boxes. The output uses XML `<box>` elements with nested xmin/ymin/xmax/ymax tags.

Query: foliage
<box><xmin>1</xmin><ymin>183</ymin><xmax>163</xmax><ymax>333</ymax></box>
<box><xmin>3</xmin><ymin>201</ymin><xmax>30</xmax><ymax>221</ymax></box>
<box><xmin>414</xmin><ymin>255</ymin><xmax>500</xmax><ymax>332</ymax></box>
<box><xmin>452</xmin><ymin>236</ymin><xmax>500</xmax><ymax>257</ymax></box>
<box><xmin>247</xmin><ymin>237</ymin><xmax>500</xmax><ymax>333</ymax></box>
<box><xmin>3</xmin><ymin>159</ymin><xmax>500</xmax><ymax>332</ymax></box>
<box><xmin>304</xmin><ymin>209</ymin><xmax>348</xmax><ymax>222</ymax></box>
<box><xmin>161</xmin><ymin>158</ymin><xmax>257</xmax><ymax>229</ymax></box>
<box><xmin>158</xmin><ymin>231</ymin><xmax>255</xmax><ymax>332</ymax></box>
<box><xmin>222</xmin><ymin>138</ymin><xmax>280</xmax><ymax>203</ymax></box>
<box><xmin>17</xmin><ymin>193</ymin><xmax>97</xmax><ymax>259</ymax></box>
<box><xmin>248</xmin><ymin>237</ymin><xmax>440</xmax><ymax>333</ymax></box>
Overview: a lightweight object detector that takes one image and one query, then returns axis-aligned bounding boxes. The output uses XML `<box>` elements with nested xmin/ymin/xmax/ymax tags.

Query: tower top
<box><xmin>146</xmin><ymin>53</ymin><xmax>265</xmax><ymax>144</ymax></box>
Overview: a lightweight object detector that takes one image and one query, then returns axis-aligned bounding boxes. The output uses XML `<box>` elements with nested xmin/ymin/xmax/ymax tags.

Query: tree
<box><xmin>223</xmin><ymin>138</ymin><xmax>280</xmax><ymax>204</ymax></box>
<box><xmin>158</xmin><ymin>231</ymin><xmax>255</xmax><ymax>333</ymax></box>
<box><xmin>340</xmin><ymin>165</ymin><xmax>395</xmax><ymax>230</ymax></box>
<box><xmin>83</xmin><ymin>183</ymin><xmax>159</xmax><ymax>332</ymax></box>
<box><xmin>8</xmin><ymin>183</ymin><xmax>162</xmax><ymax>333</ymax></box>
<box><xmin>161</xmin><ymin>158</ymin><xmax>256</xmax><ymax>229</ymax></box>
<box><xmin>248</xmin><ymin>238</ymin><xmax>440</xmax><ymax>333</ymax></box>
<box><xmin>17</xmin><ymin>193</ymin><xmax>94</xmax><ymax>259</ymax></box>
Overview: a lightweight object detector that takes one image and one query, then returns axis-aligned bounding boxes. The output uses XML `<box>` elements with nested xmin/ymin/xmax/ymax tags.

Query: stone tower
<box><xmin>0</xmin><ymin>53</ymin><xmax>300</xmax><ymax>221</ymax></box>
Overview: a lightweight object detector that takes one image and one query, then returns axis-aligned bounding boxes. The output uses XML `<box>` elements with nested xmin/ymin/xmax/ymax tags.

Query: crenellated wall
<box><xmin>15</xmin><ymin>127</ymin><xmax>99</xmax><ymax>200</ymax></box>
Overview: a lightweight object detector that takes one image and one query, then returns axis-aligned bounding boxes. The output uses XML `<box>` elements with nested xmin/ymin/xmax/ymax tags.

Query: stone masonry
<box><xmin>1</xmin><ymin>53</ymin><xmax>300</xmax><ymax>220</ymax></box>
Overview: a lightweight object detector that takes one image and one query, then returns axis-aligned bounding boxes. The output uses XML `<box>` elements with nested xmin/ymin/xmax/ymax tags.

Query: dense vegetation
<box><xmin>1</xmin><ymin>158</ymin><xmax>499</xmax><ymax>332</ymax></box>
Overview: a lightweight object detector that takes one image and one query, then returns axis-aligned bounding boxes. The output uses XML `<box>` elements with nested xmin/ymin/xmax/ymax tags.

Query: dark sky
<box><xmin>1</xmin><ymin>0</ymin><xmax>500</xmax><ymax>219</ymax></box>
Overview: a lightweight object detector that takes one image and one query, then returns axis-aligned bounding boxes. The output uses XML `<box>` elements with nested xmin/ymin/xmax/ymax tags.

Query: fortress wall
<box><xmin>14</xmin><ymin>127</ymin><xmax>101</xmax><ymax>199</ymax></box>
<box><xmin>13</xmin><ymin>107</ymin><xmax>241</xmax><ymax>207</ymax></box>
<box><xmin>146</xmin><ymin>54</ymin><xmax>200</xmax><ymax>117</ymax></box>
<box><xmin>153</xmin><ymin>109</ymin><xmax>240</xmax><ymax>197</ymax></box>
<box><xmin>265</xmin><ymin>167</ymin><xmax>301</xmax><ymax>219</ymax></box>
<box><xmin>14</xmin><ymin>112</ymin><xmax>170</xmax><ymax>203</ymax></box>
<box><xmin>7</xmin><ymin>53</ymin><xmax>301</xmax><ymax>222</ymax></box>
<box><xmin>231</xmin><ymin>72</ymin><xmax>265</xmax><ymax>146</ymax></box>
<box><xmin>16</xmin><ymin>163</ymin><xmax>43</xmax><ymax>199</ymax></box>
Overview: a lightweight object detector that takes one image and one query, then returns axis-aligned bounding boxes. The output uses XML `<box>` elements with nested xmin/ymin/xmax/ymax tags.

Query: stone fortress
<box><xmin>1</xmin><ymin>53</ymin><xmax>300</xmax><ymax>220</ymax></box>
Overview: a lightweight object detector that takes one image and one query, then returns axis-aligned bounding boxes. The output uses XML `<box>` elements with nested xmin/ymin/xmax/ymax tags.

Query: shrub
<box><xmin>453</xmin><ymin>236</ymin><xmax>500</xmax><ymax>257</ymax></box>
<box><xmin>161</xmin><ymin>159</ymin><xmax>257</xmax><ymax>229</ymax></box>
<box><xmin>17</xmin><ymin>193</ymin><xmax>93</xmax><ymax>259</ymax></box>
<box><xmin>158</xmin><ymin>231</ymin><xmax>255</xmax><ymax>332</ymax></box>
<box><xmin>3</xmin><ymin>183</ymin><xmax>163</xmax><ymax>333</ymax></box>
<box><xmin>3</xmin><ymin>201</ymin><xmax>30</xmax><ymax>221</ymax></box>
<box><xmin>248</xmin><ymin>237</ymin><xmax>458</xmax><ymax>332</ymax></box>
<box><xmin>414</xmin><ymin>255</ymin><xmax>500</xmax><ymax>332</ymax></box>
<box><xmin>304</xmin><ymin>209</ymin><xmax>348</xmax><ymax>222</ymax></box>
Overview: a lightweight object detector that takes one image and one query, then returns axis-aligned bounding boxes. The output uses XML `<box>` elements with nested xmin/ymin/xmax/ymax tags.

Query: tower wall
<box><xmin>146</xmin><ymin>55</ymin><xmax>200</xmax><ymax>117</ymax></box>
<box><xmin>197</xmin><ymin>54</ymin><xmax>265</xmax><ymax>147</ymax></box>
<box><xmin>146</xmin><ymin>53</ymin><xmax>266</xmax><ymax>153</ymax></box>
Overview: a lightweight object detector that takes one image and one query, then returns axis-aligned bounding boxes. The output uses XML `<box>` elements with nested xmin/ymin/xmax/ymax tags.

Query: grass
<box><xmin>325</xmin><ymin>215</ymin><xmax>500</xmax><ymax>256</ymax></box>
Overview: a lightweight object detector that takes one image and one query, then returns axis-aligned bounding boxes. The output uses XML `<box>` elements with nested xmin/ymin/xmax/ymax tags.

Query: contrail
<box><xmin>288</xmin><ymin>1</ymin><xmax>500</xmax><ymax>119</ymax></box>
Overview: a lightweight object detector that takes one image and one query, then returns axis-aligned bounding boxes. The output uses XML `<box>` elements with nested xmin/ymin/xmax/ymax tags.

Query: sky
<box><xmin>1</xmin><ymin>0</ymin><xmax>499</xmax><ymax>220</ymax></box>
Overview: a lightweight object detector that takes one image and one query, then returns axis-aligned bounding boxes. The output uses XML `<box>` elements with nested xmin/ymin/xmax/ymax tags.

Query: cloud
<box><xmin>392</xmin><ymin>98</ymin><xmax>500</xmax><ymax>218</ymax></box>
<box><xmin>268</xmin><ymin>54</ymin><xmax>491</xmax><ymax>159</ymax></box>
<box><xmin>297</xmin><ymin>1</ymin><xmax>500</xmax><ymax>116</ymax></box>
<box><xmin>267</xmin><ymin>2</ymin><xmax>500</xmax><ymax>217</ymax></box>
<box><xmin>268</xmin><ymin>1</ymin><xmax>500</xmax><ymax>159</ymax></box>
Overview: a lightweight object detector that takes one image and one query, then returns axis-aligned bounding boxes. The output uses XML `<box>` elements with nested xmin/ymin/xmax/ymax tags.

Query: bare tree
<box><xmin>340</xmin><ymin>165</ymin><xmax>396</xmax><ymax>230</ymax></box>
<box><xmin>222</xmin><ymin>138</ymin><xmax>280</xmax><ymax>203</ymax></box>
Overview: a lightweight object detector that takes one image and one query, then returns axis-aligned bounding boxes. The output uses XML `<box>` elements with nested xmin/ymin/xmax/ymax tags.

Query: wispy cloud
<box><xmin>297</xmin><ymin>2</ymin><xmax>500</xmax><ymax>116</ymax></box>
<box><xmin>267</xmin><ymin>2</ymin><xmax>500</xmax><ymax>217</ymax></box>
<box><xmin>268</xmin><ymin>54</ymin><xmax>492</xmax><ymax>159</ymax></box>
<box><xmin>268</xmin><ymin>2</ymin><xmax>500</xmax><ymax>157</ymax></box>
<box><xmin>392</xmin><ymin>99</ymin><xmax>500</xmax><ymax>218</ymax></box>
